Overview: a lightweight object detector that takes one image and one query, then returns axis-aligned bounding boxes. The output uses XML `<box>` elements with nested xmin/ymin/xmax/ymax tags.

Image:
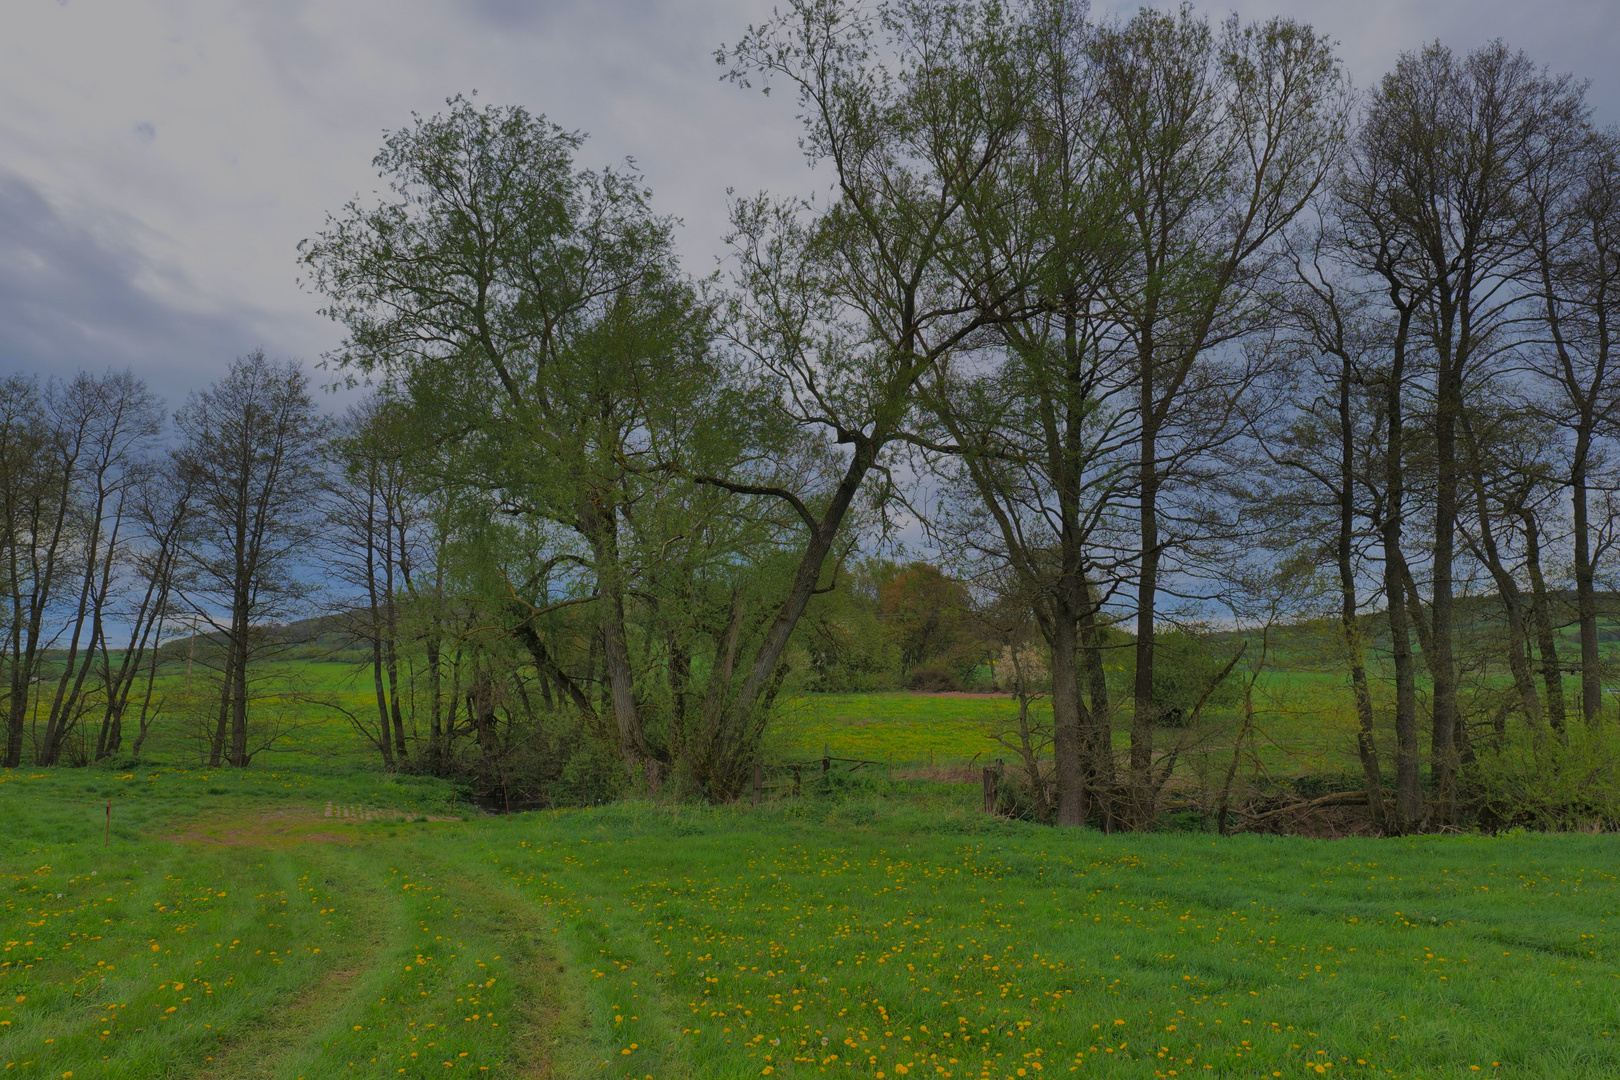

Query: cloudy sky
<box><xmin>3</xmin><ymin>0</ymin><xmax>1618</xmax><ymax>408</ymax></box>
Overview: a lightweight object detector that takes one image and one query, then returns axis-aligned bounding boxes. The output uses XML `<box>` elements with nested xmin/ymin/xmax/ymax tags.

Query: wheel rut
<box><xmin>164</xmin><ymin>804</ymin><xmax>568</xmax><ymax>1080</ymax></box>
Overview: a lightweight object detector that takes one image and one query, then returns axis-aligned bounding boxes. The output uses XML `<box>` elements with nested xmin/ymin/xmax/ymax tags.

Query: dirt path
<box><xmin>156</xmin><ymin>804</ymin><xmax>364</xmax><ymax>846</ymax></box>
<box><xmin>161</xmin><ymin>805</ymin><xmax>566</xmax><ymax>1079</ymax></box>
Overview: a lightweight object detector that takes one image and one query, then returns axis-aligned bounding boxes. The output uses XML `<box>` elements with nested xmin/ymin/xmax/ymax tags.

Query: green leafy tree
<box><xmin>304</xmin><ymin>98</ymin><xmax>725</xmax><ymax>791</ymax></box>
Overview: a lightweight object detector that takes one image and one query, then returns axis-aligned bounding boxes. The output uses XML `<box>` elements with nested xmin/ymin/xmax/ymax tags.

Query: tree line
<box><xmin>10</xmin><ymin>0</ymin><xmax>1620</xmax><ymax>833</ymax></box>
<box><xmin>0</xmin><ymin>356</ymin><xmax>325</xmax><ymax>769</ymax></box>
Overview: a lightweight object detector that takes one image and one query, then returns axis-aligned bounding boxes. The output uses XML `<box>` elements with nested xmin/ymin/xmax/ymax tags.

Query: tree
<box><xmin>1523</xmin><ymin>127</ymin><xmax>1620</xmax><ymax>726</ymax></box>
<box><xmin>307</xmin><ymin>0</ymin><xmax>1044</xmax><ymax>799</ymax></box>
<box><xmin>174</xmin><ymin>351</ymin><xmax>325</xmax><ymax>768</ymax></box>
<box><xmin>37</xmin><ymin>371</ymin><xmax>162</xmax><ymax>766</ymax></box>
<box><xmin>702</xmin><ymin>0</ymin><xmax>1043</xmax><ymax>798</ymax></box>
<box><xmin>1263</xmin><ymin>225</ymin><xmax>1391</xmax><ymax>829</ymax></box>
<box><xmin>1340</xmin><ymin>40</ymin><xmax>1588</xmax><ymax>824</ymax></box>
<box><xmin>872</xmin><ymin>562</ymin><xmax>981</xmax><ymax>685</ymax></box>
<box><xmin>1088</xmin><ymin>6</ymin><xmax>1347</xmax><ymax>826</ymax></box>
<box><xmin>0</xmin><ymin>377</ymin><xmax>76</xmax><ymax>768</ymax></box>
<box><xmin>326</xmin><ymin>396</ymin><xmax>419</xmax><ymax>768</ymax></box>
<box><xmin>303</xmin><ymin>96</ymin><xmax>725</xmax><ymax>791</ymax></box>
<box><xmin>927</xmin><ymin>1</ymin><xmax>1346</xmax><ymax>828</ymax></box>
<box><xmin>918</xmin><ymin>0</ymin><xmax>1133</xmax><ymax>827</ymax></box>
<box><xmin>97</xmin><ymin>463</ymin><xmax>195</xmax><ymax>760</ymax></box>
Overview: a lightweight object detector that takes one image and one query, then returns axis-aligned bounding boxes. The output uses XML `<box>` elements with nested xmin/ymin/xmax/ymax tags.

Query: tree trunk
<box><xmin>1078</xmin><ymin>579</ymin><xmax>1115</xmax><ymax>829</ymax></box>
<box><xmin>1429</xmin><ymin>338</ymin><xmax>1461</xmax><ymax>826</ymax></box>
<box><xmin>381</xmin><ymin>491</ymin><xmax>408</xmax><ymax>760</ymax></box>
<box><xmin>365</xmin><ymin>484</ymin><xmax>394</xmax><ymax>768</ymax></box>
<box><xmin>582</xmin><ymin>502</ymin><xmax>658</xmax><ymax>790</ymax></box>
<box><xmin>228</xmin><ymin>586</ymin><xmax>252</xmax><ymax>767</ymax></box>
<box><xmin>1459</xmin><ymin>420</ymin><xmax>1542</xmax><ymax>730</ymax></box>
<box><xmin>1129</xmin><ymin>304</ymin><xmax>1162</xmax><ymax>831</ymax></box>
<box><xmin>1336</xmin><ymin>368</ymin><xmax>1385</xmax><ymax>830</ymax></box>
<box><xmin>426</xmin><ymin>634</ymin><xmax>443</xmax><ymax>766</ymax></box>
<box><xmin>1048</xmin><ymin>604</ymin><xmax>1085</xmax><ymax>827</ymax></box>
<box><xmin>1131</xmin><ymin>413</ymin><xmax>1161</xmax><ymax>829</ymax></box>
<box><xmin>1470</xmin><ymin>520</ymin><xmax>1542</xmax><ymax>730</ymax></box>
<box><xmin>1382</xmin><ymin>321</ymin><xmax>1422</xmax><ymax>831</ymax></box>
<box><xmin>1571</xmin><ymin>433</ymin><xmax>1602</xmax><ymax>725</ymax></box>
<box><xmin>1521</xmin><ymin>509</ymin><xmax>1568</xmax><ymax>733</ymax></box>
<box><xmin>209</xmin><ymin>648</ymin><xmax>233</xmax><ymax>768</ymax></box>
<box><xmin>705</xmin><ymin>437</ymin><xmax>881</xmax><ymax>798</ymax></box>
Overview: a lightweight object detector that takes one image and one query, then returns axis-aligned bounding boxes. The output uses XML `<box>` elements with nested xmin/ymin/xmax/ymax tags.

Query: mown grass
<box><xmin>2</xmin><ymin>766</ymin><xmax>1617</xmax><ymax>1078</ymax></box>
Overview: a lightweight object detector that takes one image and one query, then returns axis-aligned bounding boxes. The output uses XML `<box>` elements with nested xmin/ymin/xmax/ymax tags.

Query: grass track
<box><xmin>2</xmin><ymin>768</ymin><xmax>1618</xmax><ymax>1078</ymax></box>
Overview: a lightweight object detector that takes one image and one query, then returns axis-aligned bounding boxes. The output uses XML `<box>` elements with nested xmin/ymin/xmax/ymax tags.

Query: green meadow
<box><xmin>771</xmin><ymin>674</ymin><xmax>1368</xmax><ymax>779</ymax></box>
<box><xmin>2</xmin><ymin>764</ymin><xmax>1617</xmax><ymax>1079</ymax></box>
<box><xmin>122</xmin><ymin>659</ymin><xmax>1375</xmax><ymax>779</ymax></box>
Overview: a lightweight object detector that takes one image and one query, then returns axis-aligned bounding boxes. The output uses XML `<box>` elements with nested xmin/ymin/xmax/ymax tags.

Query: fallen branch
<box><xmin>1240</xmin><ymin>789</ymin><xmax>1369</xmax><ymax>827</ymax></box>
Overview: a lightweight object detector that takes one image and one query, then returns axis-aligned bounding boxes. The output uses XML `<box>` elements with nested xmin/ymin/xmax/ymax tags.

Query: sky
<box><xmin>3</xmin><ymin>0</ymin><xmax>1619</xmax><ymax>410</ymax></box>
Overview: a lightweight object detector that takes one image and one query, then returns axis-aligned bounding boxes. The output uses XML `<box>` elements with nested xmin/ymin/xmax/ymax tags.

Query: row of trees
<box><xmin>12</xmin><ymin>0</ymin><xmax>1620</xmax><ymax>832</ymax></box>
<box><xmin>302</xmin><ymin>1</ymin><xmax>1620</xmax><ymax>830</ymax></box>
<box><xmin>0</xmin><ymin>356</ymin><xmax>322</xmax><ymax>768</ymax></box>
<box><xmin>0</xmin><ymin>353</ymin><xmax>992</xmax><ymax>783</ymax></box>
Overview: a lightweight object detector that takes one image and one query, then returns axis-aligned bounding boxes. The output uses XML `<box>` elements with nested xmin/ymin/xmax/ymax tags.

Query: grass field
<box><xmin>2</xmin><ymin>765</ymin><xmax>1618</xmax><ymax>1078</ymax></box>
<box><xmin>122</xmin><ymin>660</ymin><xmax>395</xmax><ymax>769</ymax></box>
<box><xmin>105</xmin><ymin>653</ymin><xmax>1377</xmax><ymax>779</ymax></box>
<box><xmin>770</xmin><ymin>674</ymin><xmax>1369</xmax><ymax>778</ymax></box>
<box><xmin>64</xmin><ymin>650</ymin><xmax>1419</xmax><ymax>790</ymax></box>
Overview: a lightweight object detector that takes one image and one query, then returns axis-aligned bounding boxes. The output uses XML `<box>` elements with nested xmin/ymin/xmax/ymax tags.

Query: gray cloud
<box><xmin>0</xmin><ymin>172</ymin><xmax>279</xmax><ymax>407</ymax></box>
<box><xmin>464</xmin><ymin>0</ymin><xmax>666</xmax><ymax>31</ymax></box>
<box><xmin>0</xmin><ymin>0</ymin><xmax>1617</xmax><ymax>415</ymax></box>
<box><xmin>466</xmin><ymin>0</ymin><xmax>553</xmax><ymax>29</ymax></box>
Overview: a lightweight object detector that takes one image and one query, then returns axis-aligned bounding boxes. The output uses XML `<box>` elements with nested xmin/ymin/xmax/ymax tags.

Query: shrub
<box><xmin>908</xmin><ymin>666</ymin><xmax>963</xmax><ymax>693</ymax></box>
<box><xmin>1464</xmin><ymin>723</ymin><xmax>1620</xmax><ymax>831</ymax></box>
<box><xmin>1109</xmin><ymin>630</ymin><xmax>1243</xmax><ymax>726</ymax></box>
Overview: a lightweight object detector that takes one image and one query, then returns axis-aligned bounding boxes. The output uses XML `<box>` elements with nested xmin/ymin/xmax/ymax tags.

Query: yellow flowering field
<box><xmin>0</xmin><ymin>768</ymin><xmax>1615</xmax><ymax>1078</ymax></box>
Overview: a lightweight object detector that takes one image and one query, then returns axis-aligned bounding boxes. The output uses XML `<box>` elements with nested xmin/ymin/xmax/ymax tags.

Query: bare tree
<box><xmin>325</xmin><ymin>396</ymin><xmax>421</xmax><ymax>768</ymax></box>
<box><xmin>1086</xmin><ymin>7</ymin><xmax>1347</xmax><ymax>825</ymax></box>
<box><xmin>1267</xmin><ymin>225</ymin><xmax>1392</xmax><ymax>831</ymax></box>
<box><xmin>97</xmin><ymin>463</ymin><xmax>196</xmax><ymax>759</ymax></box>
<box><xmin>0</xmin><ymin>377</ymin><xmax>80</xmax><ymax>768</ymax></box>
<box><xmin>174</xmin><ymin>351</ymin><xmax>325</xmax><ymax>768</ymax></box>
<box><xmin>1523</xmin><ymin>127</ymin><xmax>1620</xmax><ymax>726</ymax></box>
<box><xmin>37</xmin><ymin>371</ymin><xmax>162</xmax><ymax>766</ymax></box>
<box><xmin>1341</xmin><ymin>40</ymin><xmax>1588</xmax><ymax>824</ymax></box>
<box><xmin>916</xmin><ymin>0</ymin><xmax>1131</xmax><ymax>829</ymax></box>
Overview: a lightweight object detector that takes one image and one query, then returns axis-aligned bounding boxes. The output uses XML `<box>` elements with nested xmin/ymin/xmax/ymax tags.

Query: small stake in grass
<box><xmin>105</xmin><ymin>799</ymin><xmax>110</xmax><ymax>847</ymax></box>
<box><xmin>982</xmin><ymin>768</ymin><xmax>996</xmax><ymax>814</ymax></box>
<box><xmin>752</xmin><ymin>762</ymin><xmax>763</xmax><ymax>806</ymax></box>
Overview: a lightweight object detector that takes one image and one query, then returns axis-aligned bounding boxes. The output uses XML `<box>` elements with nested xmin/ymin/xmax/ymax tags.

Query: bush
<box><xmin>1109</xmin><ymin>631</ymin><xmax>1243</xmax><ymax>726</ymax></box>
<box><xmin>1464</xmin><ymin>723</ymin><xmax>1620</xmax><ymax>831</ymax></box>
<box><xmin>992</xmin><ymin>766</ymin><xmax>1053</xmax><ymax>823</ymax></box>
<box><xmin>908</xmin><ymin>666</ymin><xmax>963</xmax><ymax>693</ymax></box>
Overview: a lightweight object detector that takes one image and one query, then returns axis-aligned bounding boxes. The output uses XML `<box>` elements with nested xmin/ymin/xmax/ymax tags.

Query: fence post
<box><xmin>752</xmin><ymin>762</ymin><xmax>763</xmax><ymax>806</ymax></box>
<box><xmin>822</xmin><ymin>755</ymin><xmax>830</xmax><ymax>777</ymax></box>
<box><xmin>793</xmin><ymin>765</ymin><xmax>802</xmax><ymax>796</ymax></box>
<box><xmin>984</xmin><ymin>767</ymin><xmax>1000</xmax><ymax>814</ymax></box>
